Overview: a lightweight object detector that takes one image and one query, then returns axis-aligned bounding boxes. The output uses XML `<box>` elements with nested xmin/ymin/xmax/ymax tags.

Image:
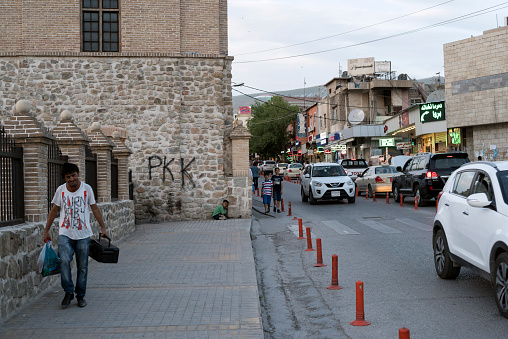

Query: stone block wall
<box><xmin>444</xmin><ymin>26</ymin><xmax>508</xmax><ymax>128</ymax></box>
<box><xmin>0</xmin><ymin>200</ymin><xmax>135</xmax><ymax>322</ymax></box>
<box><xmin>472</xmin><ymin>123</ymin><xmax>508</xmax><ymax>161</ymax></box>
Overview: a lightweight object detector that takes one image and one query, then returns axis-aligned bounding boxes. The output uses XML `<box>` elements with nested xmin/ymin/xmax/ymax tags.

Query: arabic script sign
<box><xmin>419</xmin><ymin>101</ymin><xmax>445</xmax><ymax>123</ymax></box>
<box><xmin>348</xmin><ymin>57</ymin><xmax>375</xmax><ymax>76</ymax></box>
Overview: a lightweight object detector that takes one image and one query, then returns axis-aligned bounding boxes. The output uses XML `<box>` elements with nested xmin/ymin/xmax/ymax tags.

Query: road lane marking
<box><xmin>395</xmin><ymin>218</ymin><xmax>433</xmax><ymax>232</ymax></box>
<box><xmin>322</xmin><ymin>220</ymin><xmax>360</xmax><ymax>235</ymax></box>
<box><xmin>287</xmin><ymin>224</ymin><xmax>315</xmax><ymax>240</ymax></box>
<box><xmin>358</xmin><ymin>219</ymin><xmax>401</xmax><ymax>234</ymax></box>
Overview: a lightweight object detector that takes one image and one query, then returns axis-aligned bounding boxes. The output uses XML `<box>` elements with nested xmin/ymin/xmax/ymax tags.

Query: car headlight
<box><xmin>346</xmin><ymin>179</ymin><xmax>354</xmax><ymax>186</ymax></box>
<box><xmin>313</xmin><ymin>181</ymin><xmax>323</xmax><ymax>187</ymax></box>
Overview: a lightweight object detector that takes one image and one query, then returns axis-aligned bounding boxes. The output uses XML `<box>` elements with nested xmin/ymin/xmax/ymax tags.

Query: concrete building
<box><xmin>444</xmin><ymin>24</ymin><xmax>508</xmax><ymax>160</ymax></box>
<box><xmin>0</xmin><ymin>0</ymin><xmax>252</xmax><ymax>222</ymax></box>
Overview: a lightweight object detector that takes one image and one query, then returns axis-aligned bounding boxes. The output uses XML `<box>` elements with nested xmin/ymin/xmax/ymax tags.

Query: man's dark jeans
<box><xmin>58</xmin><ymin>235</ymin><xmax>90</xmax><ymax>297</ymax></box>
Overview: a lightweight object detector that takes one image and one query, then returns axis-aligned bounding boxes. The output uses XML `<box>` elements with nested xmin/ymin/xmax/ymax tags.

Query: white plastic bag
<box><xmin>36</xmin><ymin>243</ymin><xmax>47</xmax><ymax>274</ymax></box>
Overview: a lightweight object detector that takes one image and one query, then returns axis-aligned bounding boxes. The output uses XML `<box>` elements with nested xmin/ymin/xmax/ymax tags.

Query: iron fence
<box><xmin>47</xmin><ymin>140</ymin><xmax>67</xmax><ymax>212</ymax></box>
<box><xmin>0</xmin><ymin>127</ymin><xmax>24</xmax><ymax>227</ymax></box>
<box><xmin>129</xmin><ymin>169</ymin><xmax>133</xmax><ymax>200</ymax></box>
<box><xmin>85</xmin><ymin>145</ymin><xmax>98</xmax><ymax>199</ymax></box>
<box><xmin>111</xmin><ymin>151</ymin><xmax>118</xmax><ymax>201</ymax></box>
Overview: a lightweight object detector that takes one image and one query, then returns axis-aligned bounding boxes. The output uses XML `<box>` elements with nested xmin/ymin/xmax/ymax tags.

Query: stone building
<box><xmin>444</xmin><ymin>25</ymin><xmax>508</xmax><ymax>160</ymax></box>
<box><xmin>0</xmin><ymin>0</ymin><xmax>252</xmax><ymax>221</ymax></box>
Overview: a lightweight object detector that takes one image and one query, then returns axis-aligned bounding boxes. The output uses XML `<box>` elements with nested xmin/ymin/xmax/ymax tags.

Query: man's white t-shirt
<box><xmin>51</xmin><ymin>182</ymin><xmax>96</xmax><ymax>240</ymax></box>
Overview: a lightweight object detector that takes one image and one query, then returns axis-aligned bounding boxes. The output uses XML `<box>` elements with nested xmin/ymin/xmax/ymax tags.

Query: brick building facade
<box><xmin>444</xmin><ymin>25</ymin><xmax>508</xmax><ymax>160</ymax></box>
<box><xmin>0</xmin><ymin>0</ymin><xmax>251</xmax><ymax>222</ymax></box>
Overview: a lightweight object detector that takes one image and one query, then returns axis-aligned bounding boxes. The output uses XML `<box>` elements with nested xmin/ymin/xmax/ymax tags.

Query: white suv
<box><xmin>301</xmin><ymin>163</ymin><xmax>356</xmax><ymax>204</ymax></box>
<box><xmin>433</xmin><ymin>161</ymin><xmax>508</xmax><ymax>318</ymax></box>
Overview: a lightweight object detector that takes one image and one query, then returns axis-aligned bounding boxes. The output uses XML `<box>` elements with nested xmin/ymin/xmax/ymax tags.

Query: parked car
<box><xmin>433</xmin><ymin>161</ymin><xmax>508</xmax><ymax>318</ymax></box>
<box><xmin>337</xmin><ymin>158</ymin><xmax>369</xmax><ymax>181</ymax></box>
<box><xmin>391</xmin><ymin>152</ymin><xmax>470</xmax><ymax>206</ymax></box>
<box><xmin>301</xmin><ymin>163</ymin><xmax>356</xmax><ymax>204</ymax></box>
<box><xmin>260</xmin><ymin>160</ymin><xmax>276</xmax><ymax>174</ymax></box>
<box><xmin>275</xmin><ymin>163</ymin><xmax>289</xmax><ymax>172</ymax></box>
<box><xmin>356</xmin><ymin>165</ymin><xmax>398</xmax><ymax>196</ymax></box>
<box><xmin>284</xmin><ymin>163</ymin><xmax>303</xmax><ymax>178</ymax></box>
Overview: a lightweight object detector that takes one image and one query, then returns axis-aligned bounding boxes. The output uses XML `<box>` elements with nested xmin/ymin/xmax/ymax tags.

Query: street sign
<box><xmin>420</xmin><ymin>101</ymin><xmax>445</xmax><ymax>123</ymax></box>
<box><xmin>379</xmin><ymin>138</ymin><xmax>394</xmax><ymax>147</ymax></box>
<box><xmin>396</xmin><ymin>142</ymin><xmax>412</xmax><ymax>150</ymax></box>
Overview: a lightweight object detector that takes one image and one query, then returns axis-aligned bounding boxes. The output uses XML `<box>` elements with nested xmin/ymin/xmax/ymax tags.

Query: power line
<box><xmin>234</xmin><ymin>3</ymin><xmax>508</xmax><ymax>64</ymax></box>
<box><xmin>234</xmin><ymin>0</ymin><xmax>455</xmax><ymax>56</ymax></box>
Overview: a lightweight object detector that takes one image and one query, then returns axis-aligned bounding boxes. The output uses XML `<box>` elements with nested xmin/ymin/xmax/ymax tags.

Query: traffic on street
<box><xmin>251</xmin><ymin>163</ymin><xmax>508</xmax><ymax>338</ymax></box>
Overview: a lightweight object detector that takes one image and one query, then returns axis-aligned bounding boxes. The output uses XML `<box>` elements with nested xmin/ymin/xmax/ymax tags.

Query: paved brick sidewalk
<box><xmin>0</xmin><ymin>219</ymin><xmax>263</xmax><ymax>338</ymax></box>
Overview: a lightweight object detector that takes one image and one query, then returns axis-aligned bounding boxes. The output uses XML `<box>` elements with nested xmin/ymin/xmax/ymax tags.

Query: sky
<box><xmin>228</xmin><ymin>0</ymin><xmax>508</xmax><ymax>95</ymax></box>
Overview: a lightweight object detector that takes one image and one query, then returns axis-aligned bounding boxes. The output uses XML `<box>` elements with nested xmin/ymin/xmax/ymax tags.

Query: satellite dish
<box><xmin>348</xmin><ymin>109</ymin><xmax>365</xmax><ymax>125</ymax></box>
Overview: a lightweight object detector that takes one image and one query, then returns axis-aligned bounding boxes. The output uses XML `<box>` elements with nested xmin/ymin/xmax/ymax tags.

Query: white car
<box><xmin>300</xmin><ymin>163</ymin><xmax>356</xmax><ymax>204</ymax></box>
<box><xmin>355</xmin><ymin>165</ymin><xmax>397</xmax><ymax>196</ymax></box>
<box><xmin>260</xmin><ymin>160</ymin><xmax>276</xmax><ymax>174</ymax></box>
<box><xmin>433</xmin><ymin>161</ymin><xmax>508</xmax><ymax>318</ymax></box>
<box><xmin>284</xmin><ymin>163</ymin><xmax>303</xmax><ymax>178</ymax></box>
<box><xmin>337</xmin><ymin>158</ymin><xmax>369</xmax><ymax>181</ymax></box>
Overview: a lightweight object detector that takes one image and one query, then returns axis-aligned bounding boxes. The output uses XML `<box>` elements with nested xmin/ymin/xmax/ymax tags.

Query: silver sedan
<box><xmin>355</xmin><ymin>165</ymin><xmax>398</xmax><ymax>196</ymax></box>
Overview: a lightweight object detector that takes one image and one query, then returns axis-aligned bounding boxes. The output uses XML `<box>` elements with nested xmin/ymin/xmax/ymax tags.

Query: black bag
<box><xmin>89</xmin><ymin>234</ymin><xmax>119</xmax><ymax>263</ymax></box>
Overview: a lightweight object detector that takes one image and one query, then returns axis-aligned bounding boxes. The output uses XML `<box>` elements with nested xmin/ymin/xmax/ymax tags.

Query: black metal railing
<box><xmin>85</xmin><ymin>145</ymin><xmax>98</xmax><ymax>199</ymax></box>
<box><xmin>47</xmin><ymin>140</ymin><xmax>67</xmax><ymax>212</ymax></box>
<box><xmin>128</xmin><ymin>169</ymin><xmax>133</xmax><ymax>200</ymax></box>
<box><xmin>111</xmin><ymin>151</ymin><xmax>118</xmax><ymax>201</ymax></box>
<box><xmin>0</xmin><ymin>127</ymin><xmax>24</xmax><ymax>227</ymax></box>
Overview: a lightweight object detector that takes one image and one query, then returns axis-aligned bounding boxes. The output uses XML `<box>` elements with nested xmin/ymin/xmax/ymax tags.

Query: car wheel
<box><xmin>301</xmin><ymin>187</ymin><xmax>308</xmax><ymax>202</ymax></box>
<box><xmin>309</xmin><ymin>189</ymin><xmax>317</xmax><ymax>205</ymax></box>
<box><xmin>493</xmin><ymin>253</ymin><xmax>508</xmax><ymax>319</ymax></box>
<box><xmin>348</xmin><ymin>195</ymin><xmax>356</xmax><ymax>204</ymax></box>
<box><xmin>368</xmin><ymin>184</ymin><xmax>374</xmax><ymax>198</ymax></box>
<box><xmin>433</xmin><ymin>229</ymin><xmax>461</xmax><ymax>279</ymax></box>
<box><xmin>393</xmin><ymin>185</ymin><xmax>403</xmax><ymax>203</ymax></box>
<box><xmin>414</xmin><ymin>185</ymin><xmax>426</xmax><ymax>207</ymax></box>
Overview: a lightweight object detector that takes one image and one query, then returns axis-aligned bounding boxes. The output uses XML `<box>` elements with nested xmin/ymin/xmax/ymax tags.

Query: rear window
<box><xmin>431</xmin><ymin>155</ymin><xmax>469</xmax><ymax>170</ymax></box>
<box><xmin>290</xmin><ymin>163</ymin><xmax>303</xmax><ymax>168</ymax></box>
<box><xmin>375</xmin><ymin>166</ymin><xmax>397</xmax><ymax>174</ymax></box>
<box><xmin>264</xmin><ymin>161</ymin><xmax>276</xmax><ymax>165</ymax></box>
<box><xmin>312</xmin><ymin>166</ymin><xmax>346</xmax><ymax>177</ymax></box>
<box><xmin>341</xmin><ymin>160</ymin><xmax>368</xmax><ymax>168</ymax></box>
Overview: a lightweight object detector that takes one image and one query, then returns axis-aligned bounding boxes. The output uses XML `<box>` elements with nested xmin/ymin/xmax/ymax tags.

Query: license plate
<box><xmin>331</xmin><ymin>191</ymin><xmax>341</xmax><ymax>197</ymax></box>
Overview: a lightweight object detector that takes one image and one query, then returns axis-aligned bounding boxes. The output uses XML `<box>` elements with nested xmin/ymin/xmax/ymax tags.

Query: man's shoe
<box><xmin>273</xmin><ymin>206</ymin><xmax>276</xmax><ymax>212</ymax></box>
<box><xmin>61</xmin><ymin>293</ymin><xmax>74</xmax><ymax>308</ymax></box>
<box><xmin>77</xmin><ymin>296</ymin><xmax>87</xmax><ymax>307</ymax></box>
<box><xmin>277</xmin><ymin>209</ymin><xmax>281</xmax><ymax>213</ymax></box>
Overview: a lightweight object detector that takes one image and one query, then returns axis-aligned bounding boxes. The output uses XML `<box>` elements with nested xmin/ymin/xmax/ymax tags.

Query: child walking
<box><xmin>262</xmin><ymin>172</ymin><xmax>273</xmax><ymax>214</ymax></box>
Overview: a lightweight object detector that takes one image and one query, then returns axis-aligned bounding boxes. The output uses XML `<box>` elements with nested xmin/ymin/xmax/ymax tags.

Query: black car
<box><xmin>391</xmin><ymin>152</ymin><xmax>470</xmax><ymax>206</ymax></box>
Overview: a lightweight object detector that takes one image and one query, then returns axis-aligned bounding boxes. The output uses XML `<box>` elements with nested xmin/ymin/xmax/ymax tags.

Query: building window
<box><xmin>82</xmin><ymin>0</ymin><xmax>119</xmax><ymax>52</ymax></box>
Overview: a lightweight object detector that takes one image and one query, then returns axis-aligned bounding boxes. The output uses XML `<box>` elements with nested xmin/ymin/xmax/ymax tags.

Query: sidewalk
<box><xmin>0</xmin><ymin>219</ymin><xmax>263</xmax><ymax>338</ymax></box>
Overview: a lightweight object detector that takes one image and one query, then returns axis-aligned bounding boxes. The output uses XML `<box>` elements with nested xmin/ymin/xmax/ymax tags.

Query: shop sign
<box><xmin>420</xmin><ymin>101</ymin><xmax>445</xmax><ymax>123</ymax></box>
<box><xmin>331</xmin><ymin>145</ymin><xmax>346</xmax><ymax>151</ymax></box>
<box><xmin>399</xmin><ymin>112</ymin><xmax>409</xmax><ymax>128</ymax></box>
<box><xmin>330</xmin><ymin>135</ymin><xmax>335</xmax><ymax>141</ymax></box>
<box><xmin>448</xmin><ymin>128</ymin><xmax>461</xmax><ymax>145</ymax></box>
<box><xmin>324</xmin><ymin>149</ymin><xmax>332</xmax><ymax>154</ymax></box>
<box><xmin>320</xmin><ymin>138</ymin><xmax>327</xmax><ymax>145</ymax></box>
<box><xmin>379</xmin><ymin>138</ymin><xmax>395</xmax><ymax>147</ymax></box>
<box><xmin>295</xmin><ymin>141</ymin><xmax>300</xmax><ymax>146</ymax></box>
<box><xmin>341</xmin><ymin>150</ymin><xmax>347</xmax><ymax>155</ymax></box>
<box><xmin>307</xmin><ymin>150</ymin><xmax>313</xmax><ymax>156</ymax></box>
<box><xmin>396</xmin><ymin>142</ymin><xmax>412</xmax><ymax>150</ymax></box>
<box><xmin>317</xmin><ymin>147</ymin><xmax>324</xmax><ymax>153</ymax></box>
<box><xmin>319</xmin><ymin>132</ymin><xmax>328</xmax><ymax>140</ymax></box>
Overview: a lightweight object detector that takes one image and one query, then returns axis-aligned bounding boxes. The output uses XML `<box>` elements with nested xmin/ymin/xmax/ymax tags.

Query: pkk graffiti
<box><xmin>148</xmin><ymin>156</ymin><xmax>196</xmax><ymax>188</ymax></box>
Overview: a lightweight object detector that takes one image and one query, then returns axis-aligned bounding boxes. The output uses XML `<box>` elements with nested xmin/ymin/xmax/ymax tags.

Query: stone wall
<box><xmin>472</xmin><ymin>123</ymin><xmax>508</xmax><ymax>161</ymax></box>
<box><xmin>0</xmin><ymin>54</ymin><xmax>246</xmax><ymax>222</ymax></box>
<box><xmin>0</xmin><ymin>200</ymin><xmax>134</xmax><ymax>321</ymax></box>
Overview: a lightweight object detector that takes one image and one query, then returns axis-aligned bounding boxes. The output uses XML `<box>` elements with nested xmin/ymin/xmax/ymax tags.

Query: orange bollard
<box><xmin>257</xmin><ymin>187</ymin><xmax>260</xmax><ymax>197</ymax></box>
<box><xmin>350</xmin><ymin>281</ymin><xmax>370</xmax><ymax>326</ymax></box>
<box><xmin>355</xmin><ymin>186</ymin><xmax>359</xmax><ymax>197</ymax></box>
<box><xmin>305</xmin><ymin>227</ymin><xmax>314</xmax><ymax>251</ymax></box>
<box><xmin>287</xmin><ymin>201</ymin><xmax>292</xmax><ymax>216</ymax></box>
<box><xmin>372</xmin><ymin>192</ymin><xmax>376</xmax><ymax>202</ymax></box>
<box><xmin>327</xmin><ymin>255</ymin><xmax>343</xmax><ymax>289</ymax></box>
<box><xmin>297</xmin><ymin>218</ymin><xmax>305</xmax><ymax>239</ymax></box>
<box><xmin>386</xmin><ymin>192</ymin><xmax>389</xmax><ymax>204</ymax></box>
<box><xmin>281</xmin><ymin>198</ymin><xmax>285</xmax><ymax>212</ymax></box>
<box><xmin>314</xmin><ymin>238</ymin><xmax>326</xmax><ymax>267</ymax></box>
<box><xmin>414</xmin><ymin>196</ymin><xmax>418</xmax><ymax>210</ymax></box>
<box><xmin>399</xmin><ymin>328</ymin><xmax>410</xmax><ymax>339</ymax></box>
<box><xmin>365</xmin><ymin>189</ymin><xmax>369</xmax><ymax>200</ymax></box>
<box><xmin>400</xmin><ymin>194</ymin><xmax>403</xmax><ymax>207</ymax></box>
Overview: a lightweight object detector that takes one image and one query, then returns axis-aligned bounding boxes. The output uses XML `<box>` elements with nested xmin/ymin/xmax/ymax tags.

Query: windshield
<box><xmin>497</xmin><ymin>171</ymin><xmax>508</xmax><ymax>204</ymax></box>
<box><xmin>312</xmin><ymin>166</ymin><xmax>346</xmax><ymax>177</ymax></box>
<box><xmin>290</xmin><ymin>163</ymin><xmax>303</xmax><ymax>168</ymax></box>
<box><xmin>375</xmin><ymin>166</ymin><xmax>397</xmax><ymax>174</ymax></box>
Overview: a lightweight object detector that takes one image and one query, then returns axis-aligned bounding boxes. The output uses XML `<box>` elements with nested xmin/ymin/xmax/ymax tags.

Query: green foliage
<box><xmin>247</xmin><ymin>96</ymin><xmax>299</xmax><ymax>158</ymax></box>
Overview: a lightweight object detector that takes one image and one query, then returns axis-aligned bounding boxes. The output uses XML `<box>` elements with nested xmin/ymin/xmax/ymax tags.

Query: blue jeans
<box><xmin>58</xmin><ymin>235</ymin><xmax>91</xmax><ymax>297</ymax></box>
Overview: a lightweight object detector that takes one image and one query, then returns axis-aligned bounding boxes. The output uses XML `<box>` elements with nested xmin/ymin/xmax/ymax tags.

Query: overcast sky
<box><xmin>228</xmin><ymin>0</ymin><xmax>507</xmax><ymax>95</ymax></box>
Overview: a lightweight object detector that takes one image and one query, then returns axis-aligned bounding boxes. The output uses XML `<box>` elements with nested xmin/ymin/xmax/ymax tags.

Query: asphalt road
<box><xmin>251</xmin><ymin>179</ymin><xmax>508</xmax><ymax>339</ymax></box>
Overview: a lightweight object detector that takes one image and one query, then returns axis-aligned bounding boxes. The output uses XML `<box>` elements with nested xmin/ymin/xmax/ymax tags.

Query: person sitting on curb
<box><xmin>213</xmin><ymin>200</ymin><xmax>229</xmax><ymax>220</ymax></box>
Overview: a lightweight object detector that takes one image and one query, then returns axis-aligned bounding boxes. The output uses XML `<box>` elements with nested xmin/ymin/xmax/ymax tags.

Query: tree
<box><xmin>247</xmin><ymin>96</ymin><xmax>300</xmax><ymax>159</ymax></box>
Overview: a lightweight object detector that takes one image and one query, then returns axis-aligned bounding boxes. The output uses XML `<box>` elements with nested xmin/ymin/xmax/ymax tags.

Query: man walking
<box><xmin>43</xmin><ymin>162</ymin><xmax>107</xmax><ymax>308</ymax></box>
<box><xmin>250</xmin><ymin>162</ymin><xmax>259</xmax><ymax>193</ymax></box>
<box><xmin>271</xmin><ymin>167</ymin><xmax>283</xmax><ymax>213</ymax></box>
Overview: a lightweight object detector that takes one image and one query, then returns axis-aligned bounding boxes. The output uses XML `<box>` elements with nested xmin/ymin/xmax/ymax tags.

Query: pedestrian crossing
<box><xmin>287</xmin><ymin>217</ymin><xmax>433</xmax><ymax>237</ymax></box>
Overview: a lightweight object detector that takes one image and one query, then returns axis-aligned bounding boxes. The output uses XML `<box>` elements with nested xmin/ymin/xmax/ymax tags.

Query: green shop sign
<box><xmin>420</xmin><ymin>101</ymin><xmax>445</xmax><ymax>123</ymax></box>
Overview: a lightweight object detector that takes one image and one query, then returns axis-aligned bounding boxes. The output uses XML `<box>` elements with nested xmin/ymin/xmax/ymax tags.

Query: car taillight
<box><xmin>436</xmin><ymin>191</ymin><xmax>444</xmax><ymax>208</ymax></box>
<box><xmin>345</xmin><ymin>169</ymin><xmax>348</xmax><ymax>174</ymax></box>
<box><xmin>375</xmin><ymin>176</ymin><xmax>384</xmax><ymax>183</ymax></box>
<box><xmin>426</xmin><ymin>171</ymin><xmax>438</xmax><ymax>179</ymax></box>
<box><xmin>288</xmin><ymin>169</ymin><xmax>292</xmax><ymax>173</ymax></box>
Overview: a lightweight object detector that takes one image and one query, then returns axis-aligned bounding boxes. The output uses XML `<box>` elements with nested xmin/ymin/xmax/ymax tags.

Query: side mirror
<box><xmin>467</xmin><ymin>193</ymin><xmax>491</xmax><ymax>208</ymax></box>
<box><xmin>396</xmin><ymin>166</ymin><xmax>402</xmax><ymax>172</ymax></box>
